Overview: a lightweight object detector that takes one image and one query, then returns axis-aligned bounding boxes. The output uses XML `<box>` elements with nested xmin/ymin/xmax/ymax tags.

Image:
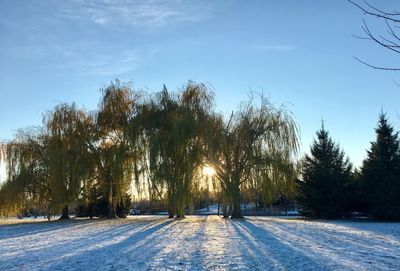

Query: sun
<box><xmin>202</xmin><ymin>166</ymin><xmax>216</xmax><ymax>177</ymax></box>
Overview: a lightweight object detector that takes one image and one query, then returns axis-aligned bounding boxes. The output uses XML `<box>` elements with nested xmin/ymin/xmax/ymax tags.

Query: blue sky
<box><xmin>1</xmin><ymin>0</ymin><xmax>400</xmax><ymax>170</ymax></box>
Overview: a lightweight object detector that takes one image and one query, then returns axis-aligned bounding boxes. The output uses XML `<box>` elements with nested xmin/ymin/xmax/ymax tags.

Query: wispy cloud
<box><xmin>52</xmin><ymin>42</ymin><xmax>137</xmax><ymax>76</ymax></box>
<box><xmin>57</xmin><ymin>0</ymin><xmax>213</xmax><ymax>28</ymax></box>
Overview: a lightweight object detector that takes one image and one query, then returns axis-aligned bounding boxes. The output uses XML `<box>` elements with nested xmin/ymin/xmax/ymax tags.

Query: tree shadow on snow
<box><xmin>231</xmin><ymin>218</ymin><xmax>383</xmax><ymax>270</ymax></box>
<box><xmin>38</xmin><ymin>218</ymin><xmax>177</xmax><ymax>271</ymax></box>
<box><xmin>0</xmin><ymin>219</ymin><xmax>94</xmax><ymax>240</ymax></box>
<box><xmin>227</xmin><ymin>219</ymin><xmax>326</xmax><ymax>270</ymax></box>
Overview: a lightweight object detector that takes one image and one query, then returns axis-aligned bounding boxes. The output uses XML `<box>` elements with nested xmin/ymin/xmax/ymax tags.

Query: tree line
<box><xmin>0</xmin><ymin>81</ymin><xmax>299</xmax><ymax>219</ymax></box>
<box><xmin>1</xmin><ymin>80</ymin><xmax>399</xmax><ymax>221</ymax></box>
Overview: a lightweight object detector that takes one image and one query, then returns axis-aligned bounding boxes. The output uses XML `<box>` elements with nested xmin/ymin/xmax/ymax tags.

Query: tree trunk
<box><xmin>88</xmin><ymin>204</ymin><xmax>93</xmax><ymax>219</ymax></box>
<box><xmin>176</xmin><ymin>194</ymin><xmax>185</xmax><ymax>218</ymax></box>
<box><xmin>175</xmin><ymin>177</ymin><xmax>187</xmax><ymax>219</ymax></box>
<box><xmin>230</xmin><ymin>184</ymin><xmax>243</xmax><ymax>219</ymax></box>
<box><xmin>167</xmin><ymin>183</ymin><xmax>176</xmax><ymax>218</ymax></box>
<box><xmin>168</xmin><ymin>193</ymin><xmax>175</xmax><ymax>218</ymax></box>
<box><xmin>107</xmin><ymin>202</ymin><xmax>117</xmax><ymax>219</ymax></box>
<box><xmin>47</xmin><ymin>207</ymin><xmax>51</xmax><ymax>221</ymax></box>
<box><xmin>107</xmin><ymin>177</ymin><xmax>117</xmax><ymax>219</ymax></box>
<box><xmin>222</xmin><ymin>204</ymin><xmax>229</xmax><ymax>218</ymax></box>
<box><xmin>59</xmin><ymin>204</ymin><xmax>70</xmax><ymax>220</ymax></box>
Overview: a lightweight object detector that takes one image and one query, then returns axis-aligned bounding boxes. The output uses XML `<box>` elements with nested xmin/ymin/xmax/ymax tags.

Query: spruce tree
<box><xmin>299</xmin><ymin>124</ymin><xmax>353</xmax><ymax>218</ymax></box>
<box><xmin>361</xmin><ymin>113</ymin><xmax>400</xmax><ymax>220</ymax></box>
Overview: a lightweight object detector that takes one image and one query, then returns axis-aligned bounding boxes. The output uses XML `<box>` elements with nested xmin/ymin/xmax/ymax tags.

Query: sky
<box><xmin>1</xmin><ymin>0</ymin><xmax>400</xmax><ymax>176</ymax></box>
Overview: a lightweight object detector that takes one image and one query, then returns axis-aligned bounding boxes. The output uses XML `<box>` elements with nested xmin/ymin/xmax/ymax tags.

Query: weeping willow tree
<box><xmin>1</xmin><ymin>81</ymin><xmax>300</xmax><ymax>220</ymax></box>
<box><xmin>252</xmin><ymin>153</ymin><xmax>299</xmax><ymax>214</ymax></box>
<box><xmin>136</xmin><ymin>82</ymin><xmax>214</xmax><ymax>218</ymax></box>
<box><xmin>211</xmin><ymin>94</ymin><xmax>299</xmax><ymax>218</ymax></box>
<box><xmin>44</xmin><ymin>103</ymin><xmax>90</xmax><ymax>219</ymax></box>
<box><xmin>81</xmin><ymin>80</ymin><xmax>141</xmax><ymax>218</ymax></box>
<box><xmin>0</xmin><ymin>104</ymin><xmax>90</xmax><ymax>219</ymax></box>
<box><xmin>0</xmin><ymin>128</ymin><xmax>51</xmax><ymax>217</ymax></box>
<box><xmin>0</xmin><ymin>81</ymin><xmax>144</xmax><ymax>219</ymax></box>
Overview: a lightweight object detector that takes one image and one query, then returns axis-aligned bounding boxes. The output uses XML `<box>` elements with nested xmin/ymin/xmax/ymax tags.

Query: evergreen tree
<box><xmin>361</xmin><ymin>113</ymin><xmax>400</xmax><ymax>220</ymax></box>
<box><xmin>299</xmin><ymin>124</ymin><xmax>353</xmax><ymax>218</ymax></box>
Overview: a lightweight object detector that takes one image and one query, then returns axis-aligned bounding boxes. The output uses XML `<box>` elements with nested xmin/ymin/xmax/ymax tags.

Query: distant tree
<box><xmin>349</xmin><ymin>0</ymin><xmax>400</xmax><ymax>70</ymax></box>
<box><xmin>361</xmin><ymin>113</ymin><xmax>400</xmax><ymax>220</ymax></box>
<box><xmin>298</xmin><ymin>124</ymin><xmax>353</xmax><ymax>218</ymax></box>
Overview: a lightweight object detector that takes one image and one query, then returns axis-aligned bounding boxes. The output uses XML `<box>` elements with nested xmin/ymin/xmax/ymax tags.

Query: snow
<box><xmin>196</xmin><ymin>204</ymin><xmax>219</xmax><ymax>214</ymax></box>
<box><xmin>0</xmin><ymin>216</ymin><xmax>399</xmax><ymax>270</ymax></box>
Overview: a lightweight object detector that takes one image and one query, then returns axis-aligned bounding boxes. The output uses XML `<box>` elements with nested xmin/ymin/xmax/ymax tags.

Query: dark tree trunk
<box><xmin>176</xmin><ymin>196</ymin><xmax>185</xmax><ymax>218</ymax></box>
<box><xmin>231</xmin><ymin>201</ymin><xmax>243</xmax><ymax>219</ymax></box>
<box><xmin>107</xmin><ymin>202</ymin><xmax>118</xmax><ymax>219</ymax></box>
<box><xmin>167</xmin><ymin>188</ymin><xmax>176</xmax><ymax>218</ymax></box>
<box><xmin>168</xmin><ymin>206</ymin><xmax>175</xmax><ymax>218</ymax></box>
<box><xmin>106</xmin><ymin>177</ymin><xmax>117</xmax><ymax>219</ymax></box>
<box><xmin>47</xmin><ymin>207</ymin><xmax>51</xmax><ymax>221</ymax></box>
<box><xmin>88</xmin><ymin>204</ymin><xmax>94</xmax><ymax>219</ymax></box>
<box><xmin>230</xmin><ymin>183</ymin><xmax>243</xmax><ymax>219</ymax></box>
<box><xmin>222</xmin><ymin>204</ymin><xmax>229</xmax><ymax>218</ymax></box>
<box><xmin>59</xmin><ymin>204</ymin><xmax>70</xmax><ymax>220</ymax></box>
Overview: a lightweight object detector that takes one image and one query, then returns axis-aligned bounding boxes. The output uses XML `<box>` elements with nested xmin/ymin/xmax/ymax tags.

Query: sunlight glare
<box><xmin>203</xmin><ymin>166</ymin><xmax>216</xmax><ymax>177</ymax></box>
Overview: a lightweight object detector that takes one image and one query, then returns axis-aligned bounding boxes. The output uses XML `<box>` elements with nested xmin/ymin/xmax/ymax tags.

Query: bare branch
<box><xmin>354</xmin><ymin>57</ymin><xmax>400</xmax><ymax>71</ymax></box>
<box><xmin>348</xmin><ymin>0</ymin><xmax>400</xmax><ymax>23</ymax></box>
<box><xmin>361</xmin><ymin>20</ymin><xmax>400</xmax><ymax>54</ymax></box>
<box><xmin>363</xmin><ymin>0</ymin><xmax>400</xmax><ymax>17</ymax></box>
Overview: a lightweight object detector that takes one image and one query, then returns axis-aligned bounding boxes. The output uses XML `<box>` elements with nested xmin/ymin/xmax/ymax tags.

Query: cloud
<box><xmin>53</xmin><ymin>42</ymin><xmax>137</xmax><ymax>76</ymax></box>
<box><xmin>57</xmin><ymin>0</ymin><xmax>213</xmax><ymax>28</ymax></box>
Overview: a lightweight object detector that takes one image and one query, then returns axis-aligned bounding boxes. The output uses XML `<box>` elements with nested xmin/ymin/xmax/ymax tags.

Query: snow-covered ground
<box><xmin>196</xmin><ymin>204</ymin><xmax>219</xmax><ymax>214</ymax></box>
<box><xmin>0</xmin><ymin>216</ymin><xmax>399</xmax><ymax>271</ymax></box>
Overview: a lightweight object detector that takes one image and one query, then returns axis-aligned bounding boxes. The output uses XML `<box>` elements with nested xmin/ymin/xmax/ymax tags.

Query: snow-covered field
<box><xmin>0</xmin><ymin>216</ymin><xmax>399</xmax><ymax>271</ymax></box>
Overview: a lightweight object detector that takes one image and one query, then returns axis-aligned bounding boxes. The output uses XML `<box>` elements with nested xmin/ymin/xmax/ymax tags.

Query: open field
<box><xmin>0</xmin><ymin>216</ymin><xmax>399</xmax><ymax>271</ymax></box>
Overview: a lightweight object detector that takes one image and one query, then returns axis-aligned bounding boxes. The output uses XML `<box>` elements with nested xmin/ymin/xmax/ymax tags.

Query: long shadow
<box><xmin>254</xmin><ymin>217</ymin><xmax>400</xmax><ymax>254</ymax></box>
<box><xmin>0</xmin><ymin>219</ymin><xmax>95</xmax><ymax>240</ymax></box>
<box><xmin>1</xmin><ymin>220</ymin><xmax>131</xmax><ymax>254</ymax></box>
<box><xmin>36</xmin><ymin>218</ymin><xmax>176</xmax><ymax>271</ymax></box>
<box><xmin>328</xmin><ymin>219</ymin><xmax>400</xmax><ymax>240</ymax></box>
<box><xmin>0</xmin><ymin>218</ymin><xmax>171</xmax><ymax>270</ymax></box>
<box><xmin>228</xmin><ymin>219</ymin><xmax>326</xmax><ymax>271</ymax></box>
<box><xmin>159</xmin><ymin>216</ymin><xmax>208</xmax><ymax>270</ymax></box>
<box><xmin>198</xmin><ymin>217</ymin><xmax>255</xmax><ymax>271</ymax></box>
<box><xmin>236</xmin><ymin>218</ymin><xmax>388</xmax><ymax>270</ymax></box>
